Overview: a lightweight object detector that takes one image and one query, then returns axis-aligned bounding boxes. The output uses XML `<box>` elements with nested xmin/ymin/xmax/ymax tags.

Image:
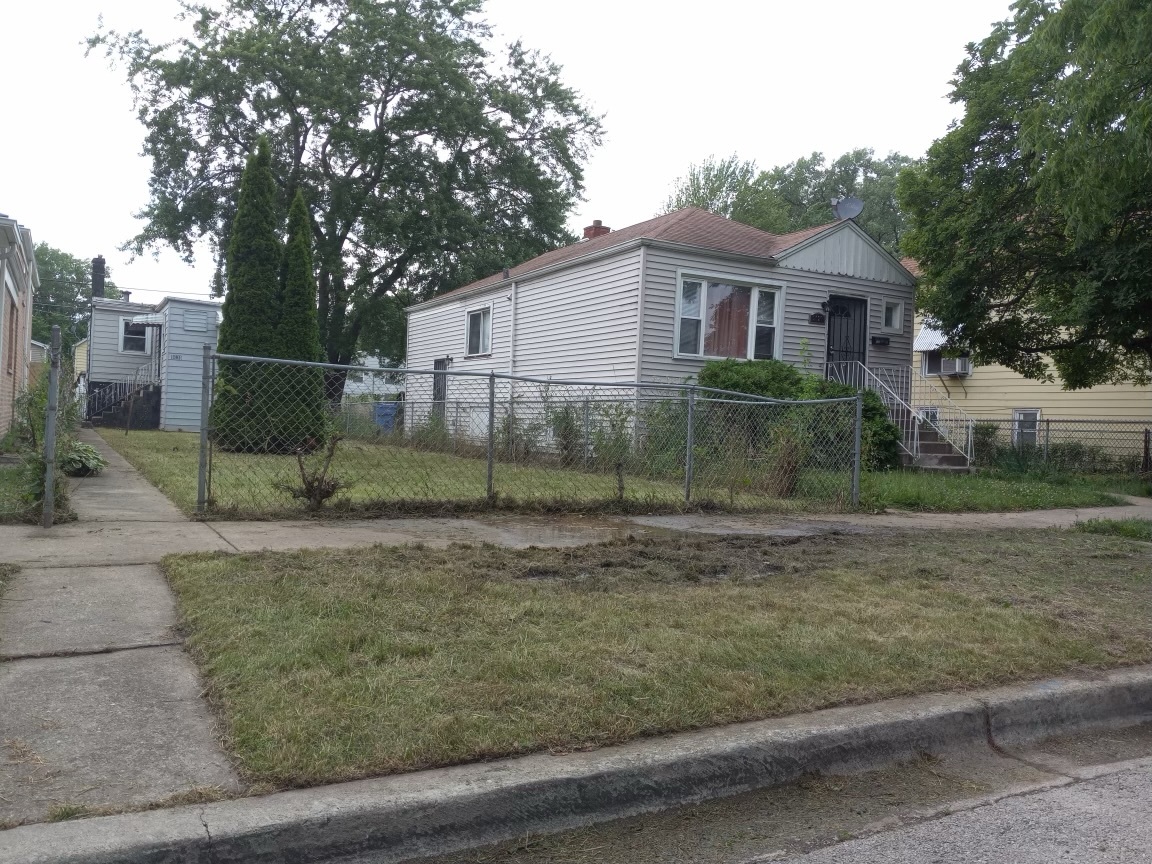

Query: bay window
<box><xmin>676</xmin><ymin>276</ymin><xmax>779</xmax><ymax>360</ymax></box>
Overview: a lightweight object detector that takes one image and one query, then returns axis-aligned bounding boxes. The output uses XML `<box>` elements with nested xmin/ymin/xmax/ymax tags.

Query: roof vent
<box><xmin>583</xmin><ymin>219</ymin><xmax>611</xmax><ymax>240</ymax></box>
<box><xmin>831</xmin><ymin>196</ymin><xmax>864</xmax><ymax>220</ymax></box>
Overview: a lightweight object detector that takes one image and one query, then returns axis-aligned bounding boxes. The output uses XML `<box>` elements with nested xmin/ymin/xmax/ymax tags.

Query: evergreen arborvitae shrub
<box><xmin>273</xmin><ymin>190</ymin><xmax>327</xmax><ymax>451</ymax></box>
<box><xmin>212</xmin><ymin>137</ymin><xmax>283</xmax><ymax>452</ymax></box>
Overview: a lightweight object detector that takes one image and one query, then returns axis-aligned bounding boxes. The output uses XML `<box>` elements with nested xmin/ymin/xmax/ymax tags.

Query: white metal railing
<box><xmin>86</xmin><ymin>359</ymin><xmax>161</xmax><ymax>419</ymax></box>
<box><xmin>826</xmin><ymin>361</ymin><xmax>976</xmax><ymax>464</ymax></box>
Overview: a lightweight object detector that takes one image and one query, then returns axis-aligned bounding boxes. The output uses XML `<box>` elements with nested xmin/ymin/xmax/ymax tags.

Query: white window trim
<box><xmin>672</xmin><ymin>269</ymin><xmax>786</xmax><ymax>362</ymax></box>
<box><xmin>118</xmin><ymin>316</ymin><xmax>152</xmax><ymax>355</ymax></box>
<box><xmin>1012</xmin><ymin>408</ymin><xmax>1042</xmax><ymax>446</ymax></box>
<box><xmin>881</xmin><ymin>299</ymin><xmax>904</xmax><ymax>334</ymax></box>
<box><xmin>463</xmin><ymin>303</ymin><xmax>493</xmax><ymax>358</ymax></box>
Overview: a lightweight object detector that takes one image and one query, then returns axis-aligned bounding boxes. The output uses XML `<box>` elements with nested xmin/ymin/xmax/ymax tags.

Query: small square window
<box><xmin>882</xmin><ymin>300</ymin><xmax>903</xmax><ymax>333</ymax></box>
<box><xmin>121</xmin><ymin>319</ymin><xmax>148</xmax><ymax>353</ymax></box>
<box><xmin>465</xmin><ymin>307</ymin><xmax>491</xmax><ymax>356</ymax></box>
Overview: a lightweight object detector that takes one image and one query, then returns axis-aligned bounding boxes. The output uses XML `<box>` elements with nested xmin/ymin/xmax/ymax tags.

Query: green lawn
<box><xmin>99</xmin><ymin>429</ymin><xmax>1133</xmax><ymax>518</ymax></box>
<box><xmin>97</xmin><ymin>430</ymin><xmax>847</xmax><ymax>516</ymax></box>
<box><xmin>860</xmin><ymin>468</ymin><xmax>1130</xmax><ymax>512</ymax></box>
<box><xmin>1076</xmin><ymin>518</ymin><xmax>1152</xmax><ymax>542</ymax></box>
<box><xmin>163</xmin><ymin>528</ymin><xmax>1152</xmax><ymax>787</ymax></box>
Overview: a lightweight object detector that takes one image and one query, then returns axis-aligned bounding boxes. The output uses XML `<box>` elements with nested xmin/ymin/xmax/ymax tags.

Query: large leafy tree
<box><xmin>89</xmin><ymin>0</ymin><xmax>601</xmax><ymax>393</ymax></box>
<box><xmin>898</xmin><ymin>0</ymin><xmax>1152</xmax><ymax>388</ymax></box>
<box><xmin>662</xmin><ymin>149</ymin><xmax>915</xmax><ymax>254</ymax></box>
<box><xmin>31</xmin><ymin>245</ymin><xmax>120</xmax><ymax>351</ymax></box>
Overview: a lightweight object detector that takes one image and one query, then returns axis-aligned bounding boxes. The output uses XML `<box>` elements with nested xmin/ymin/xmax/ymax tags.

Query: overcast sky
<box><xmin>0</xmin><ymin>0</ymin><xmax>1012</xmax><ymax>303</ymax></box>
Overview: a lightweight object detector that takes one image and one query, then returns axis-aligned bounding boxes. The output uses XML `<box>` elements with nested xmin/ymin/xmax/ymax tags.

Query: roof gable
<box><xmin>772</xmin><ymin>221</ymin><xmax>915</xmax><ymax>286</ymax></box>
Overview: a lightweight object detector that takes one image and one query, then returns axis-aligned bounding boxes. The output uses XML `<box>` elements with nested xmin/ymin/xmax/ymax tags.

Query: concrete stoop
<box><xmin>4</xmin><ymin>666</ymin><xmax>1152</xmax><ymax>864</ymax></box>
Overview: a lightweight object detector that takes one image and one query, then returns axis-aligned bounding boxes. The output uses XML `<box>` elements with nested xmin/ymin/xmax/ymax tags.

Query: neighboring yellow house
<box><xmin>73</xmin><ymin>337</ymin><xmax>89</xmax><ymax>378</ymax></box>
<box><xmin>913</xmin><ymin>317</ymin><xmax>1152</xmax><ymax>423</ymax></box>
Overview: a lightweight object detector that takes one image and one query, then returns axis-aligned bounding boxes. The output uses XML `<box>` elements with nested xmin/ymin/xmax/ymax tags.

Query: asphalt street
<box><xmin>783</xmin><ymin>763</ymin><xmax>1152</xmax><ymax>864</ymax></box>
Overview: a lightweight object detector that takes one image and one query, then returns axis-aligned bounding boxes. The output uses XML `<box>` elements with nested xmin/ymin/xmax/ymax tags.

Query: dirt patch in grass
<box><xmin>162</xmin><ymin>528</ymin><xmax>1152</xmax><ymax>788</ymax></box>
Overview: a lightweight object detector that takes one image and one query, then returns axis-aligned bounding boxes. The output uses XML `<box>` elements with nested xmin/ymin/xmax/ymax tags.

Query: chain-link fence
<box><xmin>198</xmin><ymin>353</ymin><xmax>863</xmax><ymax>516</ymax></box>
<box><xmin>971</xmin><ymin>417</ymin><xmax>1152</xmax><ymax>475</ymax></box>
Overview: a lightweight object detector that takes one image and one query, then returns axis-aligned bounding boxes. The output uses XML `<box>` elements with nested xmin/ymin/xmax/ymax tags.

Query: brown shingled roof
<box><xmin>426</xmin><ymin>208</ymin><xmax>842</xmax><ymax>303</ymax></box>
<box><xmin>899</xmin><ymin>256</ymin><xmax>922</xmax><ymax>278</ymax></box>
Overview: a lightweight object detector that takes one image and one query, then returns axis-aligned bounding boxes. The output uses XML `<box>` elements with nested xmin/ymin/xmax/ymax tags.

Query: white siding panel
<box><xmin>776</xmin><ymin>225</ymin><xmax>913</xmax><ymax>286</ymax></box>
<box><xmin>88</xmin><ymin>305</ymin><xmax>158</xmax><ymax>382</ymax></box>
<box><xmin>639</xmin><ymin>247</ymin><xmax>915</xmax><ymax>382</ymax></box>
<box><xmin>406</xmin><ymin>248</ymin><xmax>641</xmax><ymax>391</ymax></box>
<box><xmin>512</xmin><ymin>248</ymin><xmax>640</xmax><ymax>382</ymax></box>
<box><xmin>159</xmin><ymin>301</ymin><xmax>220</xmax><ymax>431</ymax></box>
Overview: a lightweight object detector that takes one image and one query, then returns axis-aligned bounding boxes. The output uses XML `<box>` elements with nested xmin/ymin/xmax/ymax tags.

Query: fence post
<box><xmin>1044</xmin><ymin>418</ymin><xmax>1051</xmax><ymax>464</ymax></box>
<box><xmin>1143</xmin><ymin>428</ymin><xmax>1151</xmax><ymax>475</ymax></box>
<box><xmin>684</xmin><ymin>387</ymin><xmax>696</xmax><ymax>504</ymax></box>
<box><xmin>851</xmin><ymin>393</ymin><xmax>863</xmax><ymax>508</ymax></box>
<box><xmin>486</xmin><ymin>372</ymin><xmax>496</xmax><ymax>501</ymax></box>
<box><xmin>40</xmin><ymin>326</ymin><xmax>61</xmax><ymax>529</ymax></box>
<box><xmin>196</xmin><ymin>344</ymin><xmax>212</xmax><ymax>514</ymax></box>
<box><xmin>582</xmin><ymin>398</ymin><xmax>591</xmax><ymax>469</ymax></box>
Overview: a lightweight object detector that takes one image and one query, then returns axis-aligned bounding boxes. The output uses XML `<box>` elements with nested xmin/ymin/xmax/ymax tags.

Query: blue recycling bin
<box><xmin>373</xmin><ymin>401</ymin><xmax>400</xmax><ymax>432</ymax></box>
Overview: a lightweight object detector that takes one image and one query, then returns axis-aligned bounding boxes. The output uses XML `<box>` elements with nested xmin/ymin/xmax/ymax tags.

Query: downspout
<box><xmin>633</xmin><ymin>243</ymin><xmax>648</xmax><ymax>382</ymax></box>
<box><xmin>508</xmin><ymin>280</ymin><xmax>518</xmax><ymax>376</ymax></box>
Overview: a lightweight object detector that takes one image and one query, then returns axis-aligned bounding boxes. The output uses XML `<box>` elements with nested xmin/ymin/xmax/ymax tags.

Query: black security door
<box><xmin>825</xmin><ymin>296</ymin><xmax>868</xmax><ymax>365</ymax></box>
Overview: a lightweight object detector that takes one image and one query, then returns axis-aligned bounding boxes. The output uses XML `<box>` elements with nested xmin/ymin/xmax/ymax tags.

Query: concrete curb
<box><xmin>5</xmin><ymin>666</ymin><xmax>1152</xmax><ymax>864</ymax></box>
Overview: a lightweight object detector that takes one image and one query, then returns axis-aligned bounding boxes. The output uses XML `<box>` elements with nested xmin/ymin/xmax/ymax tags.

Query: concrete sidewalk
<box><xmin>0</xmin><ymin>431</ymin><xmax>241</xmax><ymax>827</ymax></box>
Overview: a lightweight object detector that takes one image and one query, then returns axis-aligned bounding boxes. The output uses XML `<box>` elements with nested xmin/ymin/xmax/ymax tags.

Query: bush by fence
<box><xmin>199</xmin><ymin>356</ymin><xmax>864</xmax><ymax>516</ymax></box>
<box><xmin>0</xmin><ymin>330</ymin><xmax>78</xmax><ymax>524</ymax></box>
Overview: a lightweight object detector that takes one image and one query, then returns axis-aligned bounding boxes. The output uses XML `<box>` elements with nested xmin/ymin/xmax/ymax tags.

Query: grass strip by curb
<box><xmin>161</xmin><ymin>528</ymin><xmax>1152</xmax><ymax>788</ymax></box>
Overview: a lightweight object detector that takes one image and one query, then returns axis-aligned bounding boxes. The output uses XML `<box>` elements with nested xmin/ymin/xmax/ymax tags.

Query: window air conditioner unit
<box><xmin>941</xmin><ymin>356</ymin><xmax>971</xmax><ymax>377</ymax></box>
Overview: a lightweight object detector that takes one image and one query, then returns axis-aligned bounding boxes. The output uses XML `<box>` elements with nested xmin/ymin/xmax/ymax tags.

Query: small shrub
<box><xmin>273</xmin><ymin>434</ymin><xmax>350</xmax><ymax>511</ymax></box>
<box><xmin>548</xmin><ymin>405</ymin><xmax>582</xmax><ymax>467</ymax></box>
<box><xmin>61</xmin><ymin>441</ymin><xmax>108</xmax><ymax>477</ymax></box>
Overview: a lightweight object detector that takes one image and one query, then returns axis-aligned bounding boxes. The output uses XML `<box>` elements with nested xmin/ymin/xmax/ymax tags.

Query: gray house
<box><xmin>406</xmin><ymin>208</ymin><xmax>916</xmax><ymax>383</ymax></box>
<box><xmin>86</xmin><ymin>296</ymin><xmax>221</xmax><ymax>431</ymax></box>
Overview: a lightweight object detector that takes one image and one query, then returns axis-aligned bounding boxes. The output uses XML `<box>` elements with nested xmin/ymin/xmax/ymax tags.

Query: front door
<box><xmin>826</xmin><ymin>296</ymin><xmax>868</xmax><ymax>366</ymax></box>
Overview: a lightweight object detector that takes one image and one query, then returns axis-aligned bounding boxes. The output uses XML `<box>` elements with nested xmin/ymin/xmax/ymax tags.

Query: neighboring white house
<box><xmin>405</xmin><ymin>207</ymin><xmax>917</xmax><ymax>387</ymax></box>
<box><xmin>85</xmin><ymin>296</ymin><xmax>221</xmax><ymax>432</ymax></box>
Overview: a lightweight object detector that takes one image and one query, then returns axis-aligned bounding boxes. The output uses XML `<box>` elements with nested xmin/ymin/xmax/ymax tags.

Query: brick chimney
<box><xmin>583</xmin><ymin>219</ymin><xmax>611</xmax><ymax>240</ymax></box>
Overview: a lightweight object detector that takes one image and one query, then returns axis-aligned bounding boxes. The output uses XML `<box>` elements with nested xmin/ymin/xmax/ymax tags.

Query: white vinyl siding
<box><xmin>406</xmin><ymin>247</ymin><xmax>641</xmax><ymax>385</ymax></box>
<box><xmin>88</xmin><ymin>303</ymin><xmax>157</xmax><ymax>382</ymax></box>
